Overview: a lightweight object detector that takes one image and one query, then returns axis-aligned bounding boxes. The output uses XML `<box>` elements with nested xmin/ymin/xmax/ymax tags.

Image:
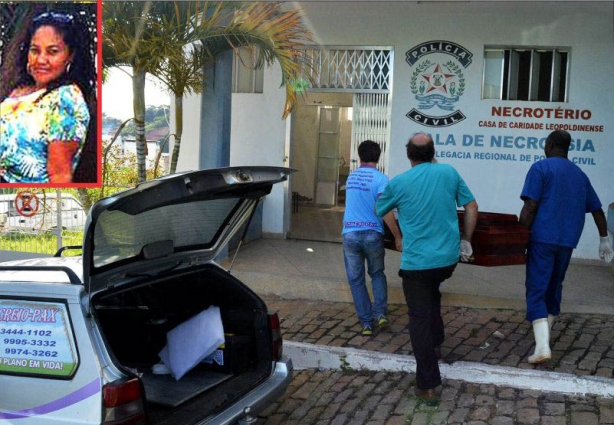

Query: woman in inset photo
<box><xmin>0</xmin><ymin>6</ymin><xmax>97</xmax><ymax>184</ymax></box>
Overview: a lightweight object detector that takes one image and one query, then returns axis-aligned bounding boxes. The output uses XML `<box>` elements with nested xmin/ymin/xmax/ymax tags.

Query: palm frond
<box><xmin>192</xmin><ymin>2</ymin><xmax>312</xmax><ymax>118</ymax></box>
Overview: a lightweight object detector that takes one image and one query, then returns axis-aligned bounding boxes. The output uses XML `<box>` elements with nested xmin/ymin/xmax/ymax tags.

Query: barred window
<box><xmin>482</xmin><ymin>47</ymin><xmax>569</xmax><ymax>102</ymax></box>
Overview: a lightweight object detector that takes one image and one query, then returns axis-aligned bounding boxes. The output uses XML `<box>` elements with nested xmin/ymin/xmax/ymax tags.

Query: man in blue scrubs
<box><xmin>520</xmin><ymin>129</ymin><xmax>613</xmax><ymax>364</ymax></box>
<box><xmin>376</xmin><ymin>132</ymin><xmax>478</xmax><ymax>405</ymax></box>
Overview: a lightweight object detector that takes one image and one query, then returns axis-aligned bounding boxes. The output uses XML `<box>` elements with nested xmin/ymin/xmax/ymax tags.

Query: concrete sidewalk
<box><xmin>224</xmin><ymin>237</ymin><xmax>614</xmax><ymax>315</ymax></box>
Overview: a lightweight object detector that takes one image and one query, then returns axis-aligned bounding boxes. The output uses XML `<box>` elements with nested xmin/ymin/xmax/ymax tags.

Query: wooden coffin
<box><xmin>384</xmin><ymin>211</ymin><xmax>531</xmax><ymax>266</ymax></box>
<box><xmin>458</xmin><ymin>211</ymin><xmax>531</xmax><ymax>266</ymax></box>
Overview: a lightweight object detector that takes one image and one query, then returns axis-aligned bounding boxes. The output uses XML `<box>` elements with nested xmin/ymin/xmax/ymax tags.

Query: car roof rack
<box><xmin>0</xmin><ymin>266</ymin><xmax>82</xmax><ymax>285</ymax></box>
<box><xmin>54</xmin><ymin>246</ymin><xmax>83</xmax><ymax>257</ymax></box>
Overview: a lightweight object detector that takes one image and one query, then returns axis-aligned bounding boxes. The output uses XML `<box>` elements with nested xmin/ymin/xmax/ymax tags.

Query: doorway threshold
<box><xmin>289</xmin><ymin>203</ymin><xmax>344</xmax><ymax>244</ymax></box>
<box><xmin>286</xmin><ymin>233</ymin><xmax>342</xmax><ymax>244</ymax></box>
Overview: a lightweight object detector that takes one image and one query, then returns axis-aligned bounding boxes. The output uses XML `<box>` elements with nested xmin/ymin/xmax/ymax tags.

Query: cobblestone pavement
<box><xmin>259</xmin><ymin>369</ymin><xmax>614</xmax><ymax>425</ymax></box>
<box><xmin>256</xmin><ymin>297</ymin><xmax>614</xmax><ymax>424</ymax></box>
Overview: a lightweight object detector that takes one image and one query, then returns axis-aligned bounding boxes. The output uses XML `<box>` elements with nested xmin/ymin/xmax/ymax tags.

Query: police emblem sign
<box><xmin>406</xmin><ymin>40</ymin><xmax>473</xmax><ymax>127</ymax></box>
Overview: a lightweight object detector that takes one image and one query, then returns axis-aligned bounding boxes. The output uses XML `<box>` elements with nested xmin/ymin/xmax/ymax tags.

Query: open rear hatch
<box><xmin>92</xmin><ymin>264</ymin><xmax>274</xmax><ymax>423</ymax></box>
<box><xmin>83</xmin><ymin>167</ymin><xmax>292</xmax><ymax>422</ymax></box>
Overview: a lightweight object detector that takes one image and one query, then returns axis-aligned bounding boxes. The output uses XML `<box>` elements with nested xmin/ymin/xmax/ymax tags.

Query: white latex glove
<box><xmin>599</xmin><ymin>236</ymin><xmax>613</xmax><ymax>263</ymax></box>
<box><xmin>460</xmin><ymin>239</ymin><xmax>473</xmax><ymax>263</ymax></box>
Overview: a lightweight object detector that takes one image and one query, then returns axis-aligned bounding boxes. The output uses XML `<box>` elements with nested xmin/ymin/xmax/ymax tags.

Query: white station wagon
<box><xmin>0</xmin><ymin>167</ymin><xmax>294</xmax><ymax>424</ymax></box>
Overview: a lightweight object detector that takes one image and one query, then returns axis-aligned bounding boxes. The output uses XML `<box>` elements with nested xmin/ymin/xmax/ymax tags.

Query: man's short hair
<box><xmin>406</xmin><ymin>132</ymin><xmax>435</xmax><ymax>163</ymax></box>
<box><xmin>546</xmin><ymin>130</ymin><xmax>572</xmax><ymax>151</ymax></box>
<box><xmin>358</xmin><ymin>140</ymin><xmax>381</xmax><ymax>163</ymax></box>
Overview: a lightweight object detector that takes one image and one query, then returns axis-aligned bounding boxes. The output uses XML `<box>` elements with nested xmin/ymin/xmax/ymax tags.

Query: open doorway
<box><xmin>288</xmin><ymin>91</ymin><xmax>392</xmax><ymax>243</ymax></box>
<box><xmin>289</xmin><ymin>93</ymin><xmax>353</xmax><ymax>243</ymax></box>
<box><xmin>284</xmin><ymin>46</ymin><xmax>393</xmax><ymax>243</ymax></box>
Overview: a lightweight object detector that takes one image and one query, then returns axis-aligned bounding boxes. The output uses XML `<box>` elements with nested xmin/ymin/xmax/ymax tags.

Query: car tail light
<box><xmin>268</xmin><ymin>312</ymin><xmax>283</xmax><ymax>361</ymax></box>
<box><xmin>102</xmin><ymin>378</ymin><xmax>148</xmax><ymax>424</ymax></box>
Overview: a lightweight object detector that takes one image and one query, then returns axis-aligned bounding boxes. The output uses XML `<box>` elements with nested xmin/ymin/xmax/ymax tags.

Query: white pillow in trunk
<box><xmin>159</xmin><ymin>305</ymin><xmax>225</xmax><ymax>380</ymax></box>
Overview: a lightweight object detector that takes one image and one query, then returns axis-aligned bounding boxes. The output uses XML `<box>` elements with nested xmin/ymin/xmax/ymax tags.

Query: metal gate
<box><xmin>298</xmin><ymin>46</ymin><xmax>393</xmax><ymax>173</ymax></box>
<box><xmin>350</xmin><ymin>93</ymin><xmax>391</xmax><ymax>173</ymax></box>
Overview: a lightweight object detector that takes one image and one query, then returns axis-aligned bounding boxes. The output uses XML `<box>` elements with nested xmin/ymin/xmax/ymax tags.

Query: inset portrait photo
<box><xmin>0</xmin><ymin>2</ymin><xmax>101</xmax><ymax>187</ymax></box>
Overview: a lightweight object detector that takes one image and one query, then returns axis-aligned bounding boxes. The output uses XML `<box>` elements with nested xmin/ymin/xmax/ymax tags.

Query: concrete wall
<box><xmin>229</xmin><ymin>65</ymin><xmax>289</xmax><ymax>235</ymax></box>
<box><xmin>173</xmin><ymin>90</ymin><xmax>202</xmax><ymax>173</ymax></box>
<box><xmin>291</xmin><ymin>1</ymin><xmax>614</xmax><ymax>259</ymax></box>
<box><xmin>173</xmin><ymin>58</ymin><xmax>289</xmax><ymax>235</ymax></box>
<box><xmin>177</xmin><ymin>1</ymin><xmax>614</xmax><ymax>259</ymax></box>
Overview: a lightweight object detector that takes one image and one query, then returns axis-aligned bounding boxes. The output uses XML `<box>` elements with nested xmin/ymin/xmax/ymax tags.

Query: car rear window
<box><xmin>93</xmin><ymin>198</ymin><xmax>240</xmax><ymax>268</ymax></box>
<box><xmin>0</xmin><ymin>298</ymin><xmax>79</xmax><ymax>379</ymax></box>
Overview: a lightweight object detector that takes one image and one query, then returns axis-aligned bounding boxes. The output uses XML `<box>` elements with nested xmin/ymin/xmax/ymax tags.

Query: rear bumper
<box><xmin>199</xmin><ymin>356</ymin><xmax>293</xmax><ymax>425</ymax></box>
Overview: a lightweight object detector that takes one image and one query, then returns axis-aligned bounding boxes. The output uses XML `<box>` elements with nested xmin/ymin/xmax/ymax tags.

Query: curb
<box><xmin>285</xmin><ymin>341</ymin><xmax>614</xmax><ymax>398</ymax></box>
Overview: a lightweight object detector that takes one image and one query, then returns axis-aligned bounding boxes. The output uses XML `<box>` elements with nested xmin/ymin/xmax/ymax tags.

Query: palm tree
<box><xmin>103</xmin><ymin>1</ymin><xmax>163</xmax><ymax>183</ymax></box>
<box><xmin>103</xmin><ymin>1</ymin><xmax>311</xmax><ymax>179</ymax></box>
<box><xmin>154</xmin><ymin>2</ymin><xmax>310</xmax><ymax>174</ymax></box>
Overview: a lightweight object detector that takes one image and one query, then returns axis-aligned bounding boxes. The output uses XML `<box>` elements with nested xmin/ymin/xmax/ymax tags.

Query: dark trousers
<box><xmin>400</xmin><ymin>264</ymin><xmax>456</xmax><ymax>390</ymax></box>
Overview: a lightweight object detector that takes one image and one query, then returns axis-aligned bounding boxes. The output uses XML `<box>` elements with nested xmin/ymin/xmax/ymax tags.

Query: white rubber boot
<box><xmin>528</xmin><ymin>318</ymin><xmax>551</xmax><ymax>364</ymax></box>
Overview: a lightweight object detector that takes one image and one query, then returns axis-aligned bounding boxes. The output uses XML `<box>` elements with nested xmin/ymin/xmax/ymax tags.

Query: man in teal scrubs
<box><xmin>376</xmin><ymin>132</ymin><xmax>478</xmax><ymax>405</ymax></box>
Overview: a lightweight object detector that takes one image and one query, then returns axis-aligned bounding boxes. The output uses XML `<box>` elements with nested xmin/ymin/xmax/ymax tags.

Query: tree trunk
<box><xmin>133</xmin><ymin>71</ymin><xmax>147</xmax><ymax>182</ymax></box>
<box><xmin>76</xmin><ymin>188</ymin><xmax>93</xmax><ymax>213</ymax></box>
<box><xmin>170</xmin><ymin>95</ymin><xmax>183</xmax><ymax>174</ymax></box>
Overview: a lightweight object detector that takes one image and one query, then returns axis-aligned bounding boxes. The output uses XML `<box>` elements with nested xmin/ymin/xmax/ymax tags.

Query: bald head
<box><xmin>411</xmin><ymin>132</ymin><xmax>432</xmax><ymax>146</ymax></box>
<box><xmin>406</xmin><ymin>132</ymin><xmax>435</xmax><ymax>163</ymax></box>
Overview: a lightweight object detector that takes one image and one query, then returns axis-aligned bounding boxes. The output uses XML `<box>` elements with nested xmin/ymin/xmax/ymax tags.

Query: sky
<box><xmin>102</xmin><ymin>67</ymin><xmax>171</xmax><ymax>121</ymax></box>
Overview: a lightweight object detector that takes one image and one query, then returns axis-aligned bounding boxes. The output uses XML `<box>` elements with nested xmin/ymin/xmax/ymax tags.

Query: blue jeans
<box><xmin>342</xmin><ymin>230</ymin><xmax>388</xmax><ymax>327</ymax></box>
<box><xmin>525</xmin><ymin>241</ymin><xmax>572</xmax><ymax>322</ymax></box>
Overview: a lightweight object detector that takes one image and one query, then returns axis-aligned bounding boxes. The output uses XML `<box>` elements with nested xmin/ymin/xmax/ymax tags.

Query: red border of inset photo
<box><xmin>0</xmin><ymin>0</ymin><xmax>102</xmax><ymax>188</ymax></box>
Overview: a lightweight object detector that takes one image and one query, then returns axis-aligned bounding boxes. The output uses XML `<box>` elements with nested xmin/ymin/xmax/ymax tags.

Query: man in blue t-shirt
<box><xmin>342</xmin><ymin>140</ymin><xmax>401</xmax><ymax>337</ymax></box>
<box><xmin>520</xmin><ymin>130</ymin><xmax>613</xmax><ymax>365</ymax></box>
<box><xmin>376</xmin><ymin>132</ymin><xmax>478</xmax><ymax>406</ymax></box>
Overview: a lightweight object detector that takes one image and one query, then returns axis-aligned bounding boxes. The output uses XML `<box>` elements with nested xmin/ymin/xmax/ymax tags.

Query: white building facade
<box><xmin>173</xmin><ymin>2</ymin><xmax>614</xmax><ymax>260</ymax></box>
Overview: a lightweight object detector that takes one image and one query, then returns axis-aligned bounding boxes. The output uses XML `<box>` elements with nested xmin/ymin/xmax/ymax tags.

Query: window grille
<box><xmin>350</xmin><ymin>93</ymin><xmax>390</xmax><ymax>174</ymax></box>
<box><xmin>294</xmin><ymin>47</ymin><xmax>393</xmax><ymax>179</ymax></box>
<box><xmin>298</xmin><ymin>46</ymin><xmax>393</xmax><ymax>93</ymax></box>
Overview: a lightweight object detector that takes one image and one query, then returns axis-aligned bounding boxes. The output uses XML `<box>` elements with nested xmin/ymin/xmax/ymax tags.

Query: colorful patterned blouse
<box><xmin>0</xmin><ymin>84</ymin><xmax>89</xmax><ymax>183</ymax></box>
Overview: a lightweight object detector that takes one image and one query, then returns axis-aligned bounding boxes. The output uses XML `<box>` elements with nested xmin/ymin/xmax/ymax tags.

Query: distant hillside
<box><xmin>102</xmin><ymin>105</ymin><xmax>170</xmax><ymax>140</ymax></box>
